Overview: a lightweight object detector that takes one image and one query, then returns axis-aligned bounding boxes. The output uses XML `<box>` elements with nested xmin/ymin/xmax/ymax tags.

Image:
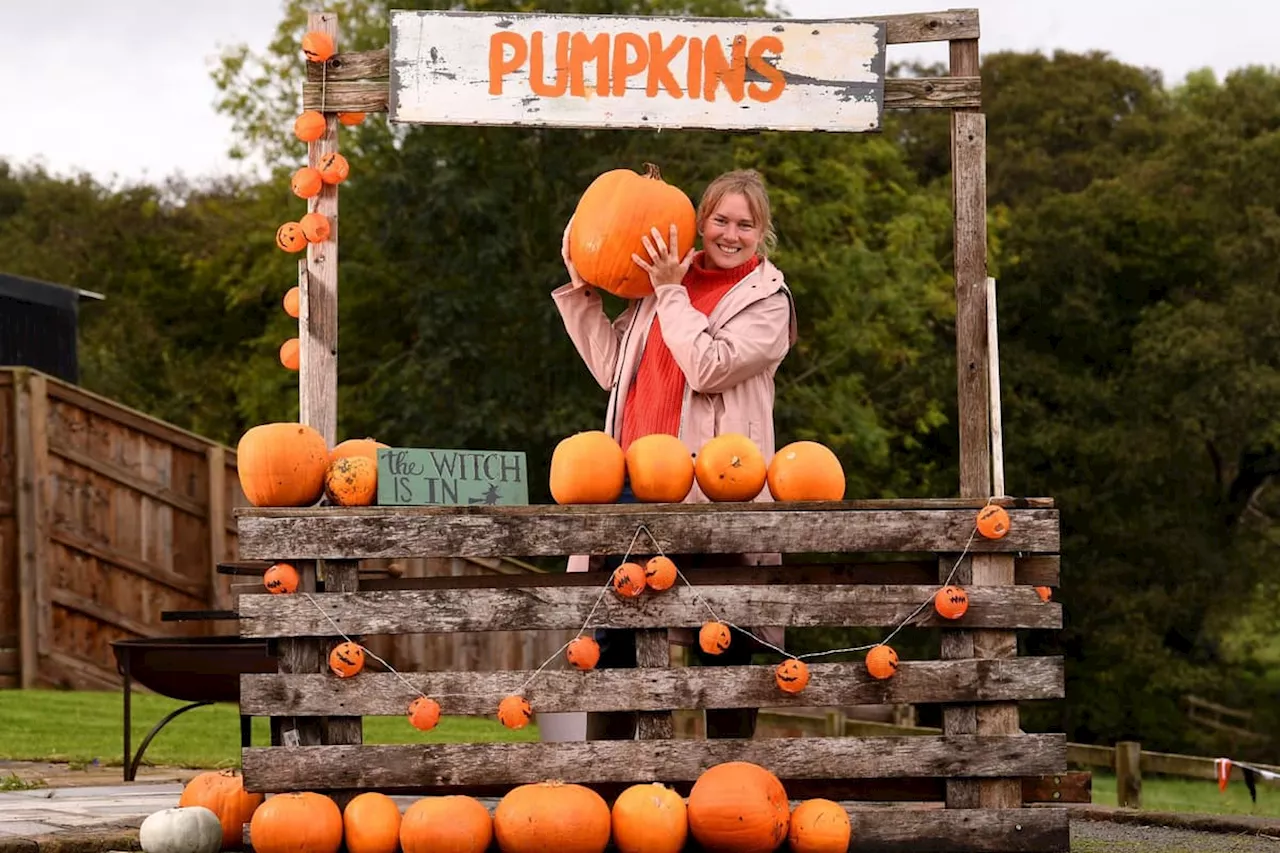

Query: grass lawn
<box><xmin>0</xmin><ymin>689</ymin><xmax>538</xmax><ymax>770</ymax></box>
<box><xmin>1087</xmin><ymin>770</ymin><xmax>1280</xmax><ymax>818</ymax></box>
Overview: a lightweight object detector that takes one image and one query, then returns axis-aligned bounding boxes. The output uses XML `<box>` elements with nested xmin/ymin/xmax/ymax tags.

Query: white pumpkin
<box><xmin>139</xmin><ymin>806</ymin><xmax>224</xmax><ymax>853</ymax></box>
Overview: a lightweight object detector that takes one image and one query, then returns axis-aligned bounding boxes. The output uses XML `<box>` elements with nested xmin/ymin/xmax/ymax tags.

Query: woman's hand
<box><xmin>561</xmin><ymin>216</ymin><xmax>588</xmax><ymax>290</ymax></box>
<box><xmin>633</xmin><ymin>224</ymin><xmax>695</xmax><ymax>288</ymax></box>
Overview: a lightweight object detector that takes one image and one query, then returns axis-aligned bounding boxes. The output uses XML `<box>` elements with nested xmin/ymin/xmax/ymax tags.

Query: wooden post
<box><xmin>301</xmin><ymin>11</ymin><xmax>340</xmax><ymax>447</ymax></box>
<box><xmin>635</xmin><ymin>631</ymin><xmax>674</xmax><ymax>739</ymax></box>
<box><xmin>1116</xmin><ymin>741</ymin><xmax>1142</xmax><ymax>808</ymax></box>
<box><xmin>986</xmin><ymin>277</ymin><xmax>1005</xmax><ymax>497</ymax></box>
<box><xmin>207</xmin><ymin>446</ymin><xmax>227</xmax><ymax>612</ymax></box>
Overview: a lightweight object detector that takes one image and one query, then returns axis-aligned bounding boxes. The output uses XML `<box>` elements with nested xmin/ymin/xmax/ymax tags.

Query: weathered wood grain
<box><xmin>240</xmin><ymin>656</ymin><xmax>1063</xmax><ymax>716</ymax></box>
<box><xmin>275</xmin><ymin>563</ymin><xmax>323</xmax><ymax>748</ymax></box>
<box><xmin>319</xmin><ymin>559</ymin><xmax>361</xmax><ymax>748</ymax></box>
<box><xmin>237</xmin><ymin>584</ymin><xmax>1061</xmax><ymax>638</ymax></box>
<box><xmin>853</xmin><ymin>808</ymin><xmax>1067</xmax><ymax>853</ymax></box>
<box><xmin>635</xmin><ymin>630</ymin><xmax>673</xmax><ymax>739</ymax></box>
<box><xmin>354</xmin><ymin>556</ymin><xmax>1060</xmax><ymax>590</ymax></box>
<box><xmin>306</xmin><ymin>48</ymin><xmax>388</xmax><ymax>81</ymax></box>
<box><xmin>233</xmin><ymin>505</ymin><xmax>1058</xmax><ymax>560</ymax></box>
<box><xmin>240</xmin><ymin>733</ymin><xmax>1065</xmax><ymax>791</ymax></box>
<box><xmin>302</xmin><ymin>76</ymin><xmax>978</xmax><ymax>113</ymax></box>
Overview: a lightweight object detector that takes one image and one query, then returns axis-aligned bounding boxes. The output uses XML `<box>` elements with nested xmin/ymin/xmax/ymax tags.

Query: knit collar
<box><xmin>686</xmin><ymin>250</ymin><xmax>761</xmax><ymax>288</ymax></box>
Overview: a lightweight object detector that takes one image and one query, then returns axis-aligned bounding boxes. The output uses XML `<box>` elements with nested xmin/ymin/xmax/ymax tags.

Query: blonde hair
<box><xmin>696</xmin><ymin>169</ymin><xmax>778</xmax><ymax>258</ymax></box>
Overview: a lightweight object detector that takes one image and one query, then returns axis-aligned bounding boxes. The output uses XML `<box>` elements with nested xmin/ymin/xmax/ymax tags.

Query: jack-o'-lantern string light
<box><xmin>292</xmin><ymin>500</ymin><xmax>1040</xmax><ymax>730</ymax></box>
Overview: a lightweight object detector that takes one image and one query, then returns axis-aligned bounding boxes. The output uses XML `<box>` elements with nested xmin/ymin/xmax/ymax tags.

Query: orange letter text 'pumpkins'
<box><xmin>342</xmin><ymin>792</ymin><xmax>401</xmax><ymax>853</ymax></box>
<box><xmin>611</xmin><ymin>782</ymin><xmax>688</xmax><ymax>853</ymax></box>
<box><xmin>178</xmin><ymin>768</ymin><xmax>263</xmax><ymax>850</ymax></box>
<box><xmin>568</xmin><ymin>163</ymin><xmax>696</xmax><ymax>299</ymax></box>
<box><xmin>687</xmin><ymin>761</ymin><xmax>791</xmax><ymax>853</ymax></box>
<box><xmin>767</xmin><ymin>440</ymin><xmax>846</xmax><ymax>501</ymax></box>
<box><xmin>494</xmin><ymin>781</ymin><xmax>611</xmax><ymax>853</ymax></box>
<box><xmin>400</xmin><ymin>795</ymin><xmax>492</xmax><ymax>853</ymax></box>
<box><xmin>236</xmin><ymin>423</ymin><xmax>328</xmax><ymax>507</ymax></box>
<box><xmin>695</xmin><ymin>433</ymin><xmax>766</xmax><ymax>502</ymax></box>
<box><xmin>550</xmin><ymin>431</ymin><xmax>625</xmax><ymax>504</ymax></box>
<box><xmin>248</xmin><ymin>792</ymin><xmax>343</xmax><ymax>853</ymax></box>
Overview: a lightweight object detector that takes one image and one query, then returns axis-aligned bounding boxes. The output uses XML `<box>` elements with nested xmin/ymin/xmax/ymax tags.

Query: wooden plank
<box><xmin>44</xmin><ymin>380</ymin><xmax>214</xmax><ymax>454</ymax></box>
<box><xmin>49</xmin><ymin>588</ymin><xmax>154</xmax><ymax>639</ymax></box>
<box><xmin>276</xmin><ymin>563</ymin><xmax>324</xmax><ymax>748</ymax></box>
<box><xmin>237</xmin><ymin>584</ymin><xmax>1061</xmax><ymax>638</ymax></box>
<box><xmin>951</xmin><ymin>114</ymin><xmax>990</xmax><ymax>495</ymax></box>
<box><xmin>635</xmin><ymin>629</ymin><xmax>674</xmax><ymax>738</ymax></box>
<box><xmin>238</xmin><ymin>497</ymin><xmax>1052</xmax><ymax>514</ymax></box>
<box><xmin>240</xmin><ymin>656</ymin><xmax>1064</xmax><ymax>716</ymax></box>
<box><xmin>388</xmin><ymin>12</ymin><xmax>884</xmax><ymax>133</ymax></box>
<box><xmin>304</xmin><ymin>75</ymin><xmax>977</xmax><ymax>113</ymax></box>
<box><xmin>353</xmin><ymin>556</ymin><xmax>1059</xmax><ymax>590</ymax></box>
<box><xmin>974</xmin><ymin>553</ymin><xmax>1022</xmax><ymax>809</ymax></box>
<box><xmin>47</xmin><ymin>526</ymin><xmax>205</xmax><ymax>600</ymax></box>
<box><xmin>48</xmin><ymin>442</ymin><xmax>206</xmax><ymax>517</ymax></box>
<box><xmin>940</xmin><ymin>555</ymin><xmax>978</xmax><ymax>808</ymax></box>
<box><xmin>320</xmin><ymin>559</ymin><xmax>362</xmax><ymax>747</ymax></box>
<box><xmin>853</xmin><ymin>808</ymin><xmax>1067</xmax><ymax>853</ymax></box>
<box><xmin>240</xmin><ymin>733</ymin><xmax>1066</xmax><ymax>791</ymax></box>
<box><xmin>233</xmin><ymin>506</ymin><xmax>1059</xmax><ymax>560</ymax></box>
<box><xmin>13</xmin><ymin>370</ymin><xmax>39</xmax><ymax>687</ymax></box>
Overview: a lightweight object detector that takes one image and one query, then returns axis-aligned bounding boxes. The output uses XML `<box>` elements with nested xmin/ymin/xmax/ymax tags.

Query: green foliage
<box><xmin>1</xmin><ymin>7</ymin><xmax>1278</xmax><ymax>758</ymax></box>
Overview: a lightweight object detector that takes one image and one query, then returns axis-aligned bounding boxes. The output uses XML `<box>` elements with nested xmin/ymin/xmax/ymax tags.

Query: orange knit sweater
<box><xmin>619</xmin><ymin>253</ymin><xmax>761</xmax><ymax>451</ymax></box>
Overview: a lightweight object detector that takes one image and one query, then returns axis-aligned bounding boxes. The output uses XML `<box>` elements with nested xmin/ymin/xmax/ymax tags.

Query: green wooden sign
<box><xmin>376</xmin><ymin>448</ymin><xmax>529</xmax><ymax>506</ymax></box>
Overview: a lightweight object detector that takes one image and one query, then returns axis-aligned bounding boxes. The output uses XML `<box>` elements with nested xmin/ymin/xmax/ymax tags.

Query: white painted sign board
<box><xmin>389</xmin><ymin>11</ymin><xmax>885</xmax><ymax>132</ymax></box>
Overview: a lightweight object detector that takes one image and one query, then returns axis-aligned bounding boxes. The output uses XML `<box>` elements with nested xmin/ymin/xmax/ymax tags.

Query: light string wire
<box><xmin>295</xmin><ymin>499</ymin><xmax>1004</xmax><ymax>717</ymax></box>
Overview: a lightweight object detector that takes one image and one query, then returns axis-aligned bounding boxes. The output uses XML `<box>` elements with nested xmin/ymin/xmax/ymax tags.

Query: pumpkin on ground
<box><xmin>694</xmin><ymin>433</ymin><xmax>766</xmax><ymax>502</ymax></box>
<box><xmin>610</xmin><ymin>782</ymin><xmax>687</xmax><ymax>853</ymax></box>
<box><xmin>787</xmin><ymin>798</ymin><xmax>851</xmax><ymax>853</ymax></box>
<box><xmin>140</xmin><ymin>807</ymin><xmax>224</xmax><ymax>853</ymax></box>
<box><xmin>687</xmin><ymin>761</ymin><xmax>790</xmax><ymax>853</ymax></box>
<box><xmin>324</xmin><ymin>456</ymin><xmax>377</xmax><ymax>506</ymax></box>
<box><xmin>644</xmin><ymin>555</ymin><xmax>678</xmax><ymax>591</ymax></box>
<box><xmin>567</xmin><ymin>163</ymin><xmax>697</xmax><ymax>299</ymax></box>
<box><xmin>248</xmin><ymin>792</ymin><xmax>343</xmax><ymax>853</ymax></box>
<box><xmin>400</xmin><ymin>795</ymin><xmax>492</xmax><ymax>853</ymax></box>
<box><xmin>766</xmin><ymin>440</ymin><xmax>846</xmax><ymax>502</ymax></box>
<box><xmin>624</xmin><ymin>433</ymin><xmax>694</xmax><ymax>502</ymax></box>
<box><xmin>407</xmin><ymin>696</ymin><xmax>441</xmax><ymax>731</ymax></box>
<box><xmin>494</xmin><ymin>781</ymin><xmax>611</xmax><ymax>853</ymax></box>
<box><xmin>236</xmin><ymin>423</ymin><xmax>329</xmax><ymax>508</ymax></box>
<box><xmin>550</xmin><ymin>430</ymin><xmax>625</xmax><ymax>504</ymax></box>
<box><xmin>343</xmin><ymin>792</ymin><xmax>401</xmax><ymax>853</ymax></box>
<box><xmin>178</xmin><ymin>768</ymin><xmax>264</xmax><ymax>850</ymax></box>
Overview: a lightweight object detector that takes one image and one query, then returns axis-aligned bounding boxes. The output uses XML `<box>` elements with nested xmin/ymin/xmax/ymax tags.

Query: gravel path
<box><xmin>1072</xmin><ymin>816</ymin><xmax>1280</xmax><ymax>851</ymax></box>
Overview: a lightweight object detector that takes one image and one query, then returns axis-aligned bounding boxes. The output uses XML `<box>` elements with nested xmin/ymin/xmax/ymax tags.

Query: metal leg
<box><xmin>126</xmin><ymin>701</ymin><xmax>213</xmax><ymax>782</ymax></box>
<box><xmin>121</xmin><ymin>652</ymin><xmax>132</xmax><ymax>782</ymax></box>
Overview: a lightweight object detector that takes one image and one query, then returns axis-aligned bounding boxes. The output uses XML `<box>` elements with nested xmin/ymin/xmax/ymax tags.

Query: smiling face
<box><xmin>700</xmin><ymin>191</ymin><xmax>761</xmax><ymax>269</ymax></box>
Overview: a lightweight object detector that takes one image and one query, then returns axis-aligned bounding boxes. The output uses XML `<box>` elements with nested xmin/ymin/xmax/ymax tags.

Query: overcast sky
<box><xmin>0</xmin><ymin>1</ymin><xmax>1272</xmax><ymax>187</ymax></box>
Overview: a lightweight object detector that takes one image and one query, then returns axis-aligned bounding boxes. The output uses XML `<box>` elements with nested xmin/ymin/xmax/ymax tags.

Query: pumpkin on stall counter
<box><xmin>787</xmin><ymin>798</ymin><xmax>851</xmax><ymax>853</ymax></box>
<box><xmin>694</xmin><ymin>433</ymin><xmax>766</xmax><ymax>502</ymax></box>
<box><xmin>687</xmin><ymin>761</ymin><xmax>790</xmax><ymax>853</ymax></box>
<box><xmin>766</xmin><ymin>440</ymin><xmax>846</xmax><ymax>502</ymax></box>
<box><xmin>325</xmin><ymin>456</ymin><xmax>377</xmax><ymax>506</ymax></box>
<box><xmin>610</xmin><ymin>782</ymin><xmax>687</xmax><ymax>853</ymax></box>
<box><xmin>248</xmin><ymin>792</ymin><xmax>343</xmax><ymax>853</ymax></box>
<box><xmin>342</xmin><ymin>792</ymin><xmax>401</xmax><ymax>853</ymax></box>
<box><xmin>236</xmin><ymin>423</ymin><xmax>328</xmax><ymax>507</ymax></box>
<box><xmin>400</xmin><ymin>795</ymin><xmax>492</xmax><ymax>853</ymax></box>
<box><xmin>494</xmin><ymin>781</ymin><xmax>611</xmax><ymax>853</ymax></box>
<box><xmin>139</xmin><ymin>807</ymin><xmax>223</xmax><ymax>853</ymax></box>
<box><xmin>549</xmin><ymin>430</ymin><xmax>625</xmax><ymax>504</ymax></box>
<box><xmin>624</xmin><ymin>433</ymin><xmax>694</xmax><ymax>502</ymax></box>
<box><xmin>330</xmin><ymin>437</ymin><xmax>389</xmax><ymax>465</ymax></box>
<box><xmin>177</xmin><ymin>768</ymin><xmax>263</xmax><ymax>850</ymax></box>
<box><xmin>567</xmin><ymin>163</ymin><xmax>696</xmax><ymax>299</ymax></box>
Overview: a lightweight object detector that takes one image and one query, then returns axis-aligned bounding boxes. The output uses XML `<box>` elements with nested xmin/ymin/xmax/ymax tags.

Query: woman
<box><xmin>541</xmin><ymin>168</ymin><xmax>797</xmax><ymax>742</ymax></box>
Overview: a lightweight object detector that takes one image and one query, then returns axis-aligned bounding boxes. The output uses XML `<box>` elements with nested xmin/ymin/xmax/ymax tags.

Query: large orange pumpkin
<box><xmin>787</xmin><ymin>798</ymin><xmax>851</xmax><ymax>853</ymax></box>
<box><xmin>568</xmin><ymin>163</ymin><xmax>697</xmax><ymax>299</ymax></box>
<box><xmin>343</xmin><ymin>792</ymin><xmax>401</xmax><ymax>853</ymax></box>
<box><xmin>248</xmin><ymin>792</ymin><xmax>343</xmax><ymax>853</ymax></box>
<box><xmin>694</xmin><ymin>433</ymin><xmax>766</xmax><ymax>502</ymax></box>
<box><xmin>494</xmin><ymin>781</ymin><xmax>611</xmax><ymax>853</ymax></box>
<box><xmin>400</xmin><ymin>795</ymin><xmax>492</xmax><ymax>853</ymax></box>
<box><xmin>177</xmin><ymin>768</ymin><xmax>263</xmax><ymax>850</ymax></box>
<box><xmin>236</xmin><ymin>423</ymin><xmax>329</xmax><ymax>507</ymax></box>
<box><xmin>625</xmin><ymin>433</ymin><xmax>695</xmax><ymax>502</ymax></box>
<box><xmin>611</xmin><ymin>782</ymin><xmax>687</xmax><ymax>853</ymax></box>
<box><xmin>549</xmin><ymin>430</ymin><xmax>625</xmax><ymax>504</ymax></box>
<box><xmin>687</xmin><ymin>761</ymin><xmax>790</xmax><ymax>853</ymax></box>
<box><xmin>766</xmin><ymin>440</ymin><xmax>846</xmax><ymax>501</ymax></box>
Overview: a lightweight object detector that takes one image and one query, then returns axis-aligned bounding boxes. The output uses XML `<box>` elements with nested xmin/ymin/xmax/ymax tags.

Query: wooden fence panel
<box><xmin>0</xmin><ymin>372</ymin><xmax>18</xmax><ymax>687</ymax></box>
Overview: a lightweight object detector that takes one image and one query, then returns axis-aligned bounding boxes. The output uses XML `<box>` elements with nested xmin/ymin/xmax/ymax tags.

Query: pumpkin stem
<box><xmin>643</xmin><ymin>162</ymin><xmax>663</xmax><ymax>181</ymax></box>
